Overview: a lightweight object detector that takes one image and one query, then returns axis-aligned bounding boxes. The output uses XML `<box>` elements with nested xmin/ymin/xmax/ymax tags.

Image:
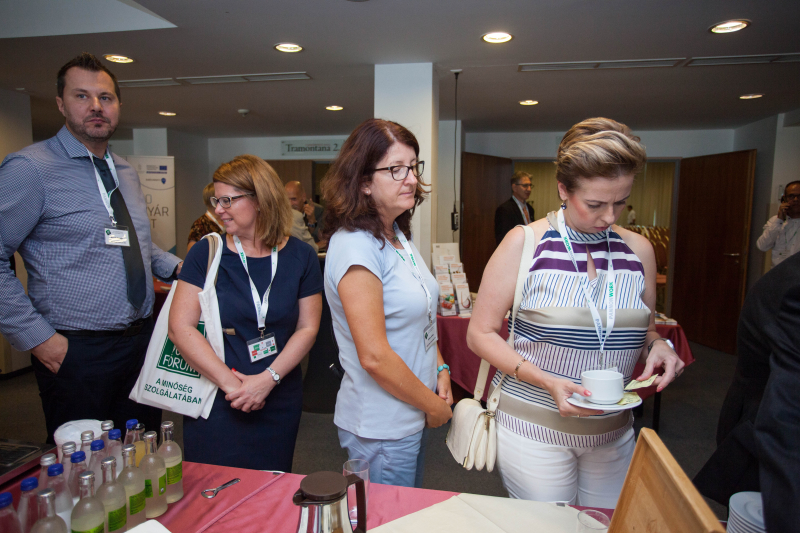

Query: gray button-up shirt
<box><xmin>0</xmin><ymin>126</ymin><xmax>181</xmax><ymax>351</ymax></box>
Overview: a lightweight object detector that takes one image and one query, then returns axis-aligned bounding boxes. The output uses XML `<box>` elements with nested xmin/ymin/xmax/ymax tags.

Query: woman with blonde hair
<box><xmin>169</xmin><ymin>154</ymin><xmax>322</xmax><ymax>470</ymax></box>
<box><xmin>467</xmin><ymin>118</ymin><xmax>683</xmax><ymax>507</ymax></box>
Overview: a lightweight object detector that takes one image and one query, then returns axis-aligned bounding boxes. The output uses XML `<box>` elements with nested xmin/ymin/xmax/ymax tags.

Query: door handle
<box><xmin>723</xmin><ymin>253</ymin><xmax>740</xmax><ymax>257</ymax></box>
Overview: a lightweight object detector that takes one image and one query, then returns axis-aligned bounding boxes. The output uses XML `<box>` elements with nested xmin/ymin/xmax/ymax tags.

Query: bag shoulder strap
<box><xmin>473</xmin><ymin>225</ymin><xmax>536</xmax><ymax>400</ymax></box>
<box><xmin>204</xmin><ymin>233</ymin><xmax>221</xmax><ymax>286</ymax></box>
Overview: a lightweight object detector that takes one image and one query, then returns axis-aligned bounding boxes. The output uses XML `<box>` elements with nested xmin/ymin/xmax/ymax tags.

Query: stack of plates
<box><xmin>728</xmin><ymin>492</ymin><xmax>765</xmax><ymax>533</ymax></box>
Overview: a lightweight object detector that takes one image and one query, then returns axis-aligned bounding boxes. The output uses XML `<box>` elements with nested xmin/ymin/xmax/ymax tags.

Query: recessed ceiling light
<box><xmin>709</xmin><ymin>20</ymin><xmax>751</xmax><ymax>34</ymax></box>
<box><xmin>519</xmin><ymin>100</ymin><xmax>539</xmax><ymax>106</ymax></box>
<box><xmin>158</xmin><ymin>111</ymin><xmax>177</xmax><ymax>116</ymax></box>
<box><xmin>326</xmin><ymin>105</ymin><xmax>344</xmax><ymax>111</ymax></box>
<box><xmin>104</xmin><ymin>54</ymin><xmax>135</xmax><ymax>64</ymax></box>
<box><xmin>739</xmin><ymin>94</ymin><xmax>763</xmax><ymax>99</ymax></box>
<box><xmin>274</xmin><ymin>43</ymin><xmax>303</xmax><ymax>53</ymax></box>
<box><xmin>482</xmin><ymin>32</ymin><xmax>513</xmax><ymax>44</ymax></box>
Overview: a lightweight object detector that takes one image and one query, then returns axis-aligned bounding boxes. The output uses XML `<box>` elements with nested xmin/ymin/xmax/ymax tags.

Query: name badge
<box><xmin>424</xmin><ymin>319</ymin><xmax>438</xmax><ymax>351</ymax></box>
<box><xmin>104</xmin><ymin>225</ymin><xmax>130</xmax><ymax>247</ymax></box>
<box><xmin>247</xmin><ymin>333</ymin><xmax>277</xmax><ymax>363</ymax></box>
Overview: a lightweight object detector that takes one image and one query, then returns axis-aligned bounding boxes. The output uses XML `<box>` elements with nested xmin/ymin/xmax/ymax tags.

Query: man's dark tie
<box><xmin>93</xmin><ymin>156</ymin><xmax>147</xmax><ymax>309</ymax></box>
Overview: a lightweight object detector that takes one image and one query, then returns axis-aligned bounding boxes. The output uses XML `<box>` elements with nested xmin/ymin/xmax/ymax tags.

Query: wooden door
<box><xmin>460</xmin><ymin>152</ymin><xmax>514</xmax><ymax>289</ymax></box>
<box><xmin>265</xmin><ymin>160</ymin><xmax>313</xmax><ymax>196</ymax></box>
<box><xmin>671</xmin><ymin>150</ymin><xmax>756</xmax><ymax>354</ymax></box>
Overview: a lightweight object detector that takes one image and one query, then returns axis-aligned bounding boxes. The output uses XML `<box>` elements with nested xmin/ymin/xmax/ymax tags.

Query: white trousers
<box><xmin>496</xmin><ymin>424</ymin><xmax>635</xmax><ymax>508</ymax></box>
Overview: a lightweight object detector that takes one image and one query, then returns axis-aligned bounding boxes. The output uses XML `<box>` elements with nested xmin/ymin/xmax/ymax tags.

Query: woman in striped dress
<box><xmin>467</xmin><ymin>117</ymin><xmax>684</xmax><ymax>508</ymax></box>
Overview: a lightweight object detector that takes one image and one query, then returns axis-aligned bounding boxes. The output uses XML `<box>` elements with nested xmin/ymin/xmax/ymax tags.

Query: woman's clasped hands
<box><xmin>224</xmin><ymin>369</ymin><xmax>273</xmax><ymax>412</ymax></box>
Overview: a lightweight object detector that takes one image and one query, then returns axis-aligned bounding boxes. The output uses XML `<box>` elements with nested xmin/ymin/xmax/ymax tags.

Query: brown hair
<box><xmin>555</xmin><ymin>117</ymin><xmax>646</xmax><ymax>193</ymax></box>
<box><xmin>321</xmin><ymin>118</ymin><xmax>427</xmax><ymax>244</ymax></box>
<box><xmin>202</xmin><ymin>183</ymin><xmax>215</xmax><ymax>211</ymax></box>
<box><xmin>510</xmin><ymin>170</ymin><xmax>531</xmax><ymax>186</ymax></box>
<box><xmin>212</xmin><ymin>155</ymin><xmax>293</xmax><ymax>247</ymax></box>
<box><xmin>57</xmin><ymin>52</ymin><xmax>121</xmax><ymax>101</ymax></box>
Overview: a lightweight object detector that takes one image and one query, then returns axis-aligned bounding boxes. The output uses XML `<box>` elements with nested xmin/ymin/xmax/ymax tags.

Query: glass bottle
<box><xmin>79</xmin><ymin>431</ymin><xmax>94</xmax><ymax>465</ymax></box>
<box><xmin>157</xmin><ymin>421</ymin><xmax>184</xmax><ymax>503</ymax></box>
<box><xmin>37</xmin><ymin>454</ymin><xmax>57</xmax><ymax>491</ymax></box>
<box><xmin>87</xmin><ymin>441</ymin><xmax>106</xmax><ymax>475</ymax></box>
<box><xmin>18</xmin><ymin>477</ymin><xmax>39</xmax><ymax>533</ymax></box>
<box><xmin>97</xmin><ymin>457</ymin><xmax>127</xmax><ymax>532</ymax></box>
<box><xmin>139</xmin><ymin>432</ymin><xmax>167</xmax><ymax>518</ymax></box>
<box><xmin>67</xmin><ymin>451</ymin><xmax>87</xmax><ymax>506</ymax></box>
<box><xmin>119</xmin><ymin>445</ymin><xmax>146</xmax><ymax>529</ymax></box>
<box><xmin>30</xmin><ymin>488</ymin><xmax>68</xmax><ymax>533</ymax></box>
<box><xmin>60</xmin><ymin>442</ymin><xmax>76</xmax><ymax>483</ymax></box>
<box><xmin>45</xmin><ymin>464</ymin><xmax>72</xmax><ymax>530</ymax></box>
<box><xmin>132</xmin><ymin>424</ymin><xmax>146</xmax><ymax>467</ymax></box>
<box><xmin>70</xmin><ymin>472</ymin><xmax>104</xmax><ymax>533</ymax></box>
<box><xmin>123</xmin><ymin>420</ymin><xmax>137</xmax><ymax>446</ymax></box>
<box><xmin>100</xmin><ymin>421</ymin><xmax>114</xmax><ymax>448</ymax></box>
<box><xmin>106</xmin><ymin>430</ymin><xmax>123</xmax><ymax>479</ymax></box>
<box><xmin>0</xmin><ymin>491</ymin><xmax>22</xmax><ymax>533</ymax></box>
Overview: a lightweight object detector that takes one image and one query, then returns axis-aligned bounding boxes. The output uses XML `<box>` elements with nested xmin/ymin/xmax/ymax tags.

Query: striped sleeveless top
<box><xmin>493</xmin><ymin>212</ymin><xmax>650</xmax><ymax>448</ymax></box>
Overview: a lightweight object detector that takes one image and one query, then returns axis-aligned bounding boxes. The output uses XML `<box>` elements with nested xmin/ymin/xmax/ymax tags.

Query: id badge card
<box><xmin>247</xmin><ymin>333</ymin><xmax>277</xmax><ymax>363</ymax></box>
<box><xmin>423</xmin><ymin>319</ymin><xmax>438</xmax><ymax>351</ymax></box>
<box><xmin>104</xmin><ymin>225</ymin><xmax>130</xmax><ymax>247</ymax></box>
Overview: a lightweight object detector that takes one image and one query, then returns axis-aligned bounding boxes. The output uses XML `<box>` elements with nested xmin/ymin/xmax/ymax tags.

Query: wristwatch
<box><xmin>647</xmin><ymin>338</ymin><xmax>675</xmax><ymax>353</ymax></box>
<box><xmin>267</xmin><ymin>367</ymin><xmax>281</xmax><ymax>385</ymax></box>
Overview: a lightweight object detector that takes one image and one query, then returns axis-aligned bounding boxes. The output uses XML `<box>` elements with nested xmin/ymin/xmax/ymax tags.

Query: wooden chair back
<box><xmin>609</xmin><ymin>428</ymin><xmax>724</xmax><ymax>533</ymax></box>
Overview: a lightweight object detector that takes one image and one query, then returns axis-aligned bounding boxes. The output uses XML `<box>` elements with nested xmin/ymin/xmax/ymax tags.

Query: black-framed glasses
<box><xmin>372</xmin><ymin>161</ymin><xmax>425</xmax><ymax>181</ymax></box>
<box><xmin>210</xmin><ymin>193</ymin><xmax>254</xmax><ymax>208</ymax></box>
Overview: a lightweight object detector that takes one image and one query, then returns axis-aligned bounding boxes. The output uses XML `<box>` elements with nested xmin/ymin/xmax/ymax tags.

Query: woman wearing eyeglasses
<box><xmin>168</xmin><ymin>155</ymin><xmax>323</xmax><ymax>471</ymax></box>
<box><xmin>322</xmin><ymin>119</ymin><xmax>453</xmax><ymax>488</ymax></box>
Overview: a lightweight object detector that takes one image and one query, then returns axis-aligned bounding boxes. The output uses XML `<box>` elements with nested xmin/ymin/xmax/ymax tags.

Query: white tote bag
<box><xmin>130</xmin><ymin>233</ymin><xmax>225</xmax><ymax>419</ymax></box>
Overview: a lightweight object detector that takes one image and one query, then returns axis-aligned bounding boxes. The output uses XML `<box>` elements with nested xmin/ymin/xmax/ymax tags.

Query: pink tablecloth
<box><xmin>437</xmin><ymin>315</ymin><xmax>695</xmax><ymax>401</ymax></box>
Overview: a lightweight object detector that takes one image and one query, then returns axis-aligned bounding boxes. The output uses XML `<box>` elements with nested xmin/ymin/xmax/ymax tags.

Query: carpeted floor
<box><xmin>0</xmin><ymin>341</ymin><xmax>734</xmax><ymax>518</ymax></box>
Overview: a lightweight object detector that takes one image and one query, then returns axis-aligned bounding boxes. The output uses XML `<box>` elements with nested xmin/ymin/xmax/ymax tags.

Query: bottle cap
<box><xmin>101</xmin><ymin>456</ymin><xmax>116</xmax><ymax>469</ymax></box>
<box><xmin>71</xmin><ymin>451</ymin><xmax>86</xmax><ymax>463</ymax></box>
<box><xmin>90</xmin><ymin>440</ymin><xmax>105</xmax><ymax>451</ymax></box>
<box><xmin>62</xmin><ymin>441</ymin><xmax>76</xmax><ymax>454</ymax></box>
<box><xmin>143</xmin><ymin>431</ymin><xmax>157</xmax><ymax>443</ymax></box>
<box><xmin>108</xmin><ymin>429</ymin><xmax>122</xmax><ymax>440</ymax></box>
<box><xmin>121</xmin><ymin>444</ymin><xmax>136</xmax><ymax>456</ymax></box>
<box><xmin>161</xmin><ymin>421</ymin><xmax>174</xmax><ymax>430</ymax></box>
<box><xmin>36</xmin><ymin>488</ymin><xmax>55</xmax><ymax>505</ymax></box>
<box><xmin>21</xmin><ymin>477</ymin><xmax>38</xmax><ymax>491</ymax></box>
<box><xmin>47</xmin><ymin>463</ymin><xmax>64</xmax><ymax>477</ymax></box>
<box><xmin>126</xmin><ymin>419</ymin><xmax>138</xmax><ymax>430</ymax></box>
<box><xmin>101</xmin><ymin>420</ymin><xmax>114</xmax><ymax>431</ymax></box>
<box><xmin>78</xmin><ymin>471</ymin><xmax>95</xmax><ymax>486</ymax></box>
<box><xmin>80</xmin><ymin>430</ymin><xmax>94</xmax><ymax>442</ymax></box>
<box><xmin>40</xmin><ymin>453</ymin><xmax>56</xmax><ymax>466</ymax></box>
<box><xmin>0</xmin><ymin>492</ymin><xmax>12</xmax><ymax>508</ymax></box>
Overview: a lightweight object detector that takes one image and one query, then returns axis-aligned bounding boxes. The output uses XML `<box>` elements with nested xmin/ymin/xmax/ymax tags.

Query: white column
<box><xmin>437</xmin><ymin>120</ymin><xmax>463</xmax><ymax>244</ymax></box>
<box><xmin>133</xmin><ymin>128</ymin><xmax>168</xmax><ymax>156</ymax></box>
<box><xmin>374</xmin><ymin>63</ymin><xmax>438</xmax><ymax>267</ymax></box>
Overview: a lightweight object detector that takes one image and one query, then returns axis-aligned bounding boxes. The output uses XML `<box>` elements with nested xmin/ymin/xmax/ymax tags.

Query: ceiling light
<box><xmin>104</xmin><ymin>54</ymin><xmax>134</xmax><ymax>64</ymax></box>
<box><xmin>482</xmin><ymin>32</ymin><xmax>513</xmax><ymax>44</ymax></box>
<box><xmin>158</xmin><ymin>111</ymin><xmax>177</xmax><ymax>116</ymax></box>
<box><xmin>709</xmin><ymin>20</ymin><xmax>750</xmax><ymax>34</ymax></box>
<box><xmin>326</xmin><ymin>105</ymin><xmax>344</xmax><ymax>111</ymax></box>
<box><xmin>519</xmin><ymin>100</ymin><xmax>539</xmax><ymax>106</ymax></box>
<box><xmin>739</xmin><ymin>94</ymin><xmax>763</xmax><ymax>99</ymax></box>
<box><xmin>274</xmin><ymin>43</ymin><xmax>303</xmax><ymax>53</ymax></box>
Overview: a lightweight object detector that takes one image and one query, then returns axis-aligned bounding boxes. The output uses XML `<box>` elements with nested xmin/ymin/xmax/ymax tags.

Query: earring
<box><xmin>561</xmin><ymin>201</ymin><xmax>566</xmax><ymax>210</ymax></box>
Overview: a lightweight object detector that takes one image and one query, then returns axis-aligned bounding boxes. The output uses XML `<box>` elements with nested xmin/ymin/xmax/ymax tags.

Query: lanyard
<box><xmin>89</xmin><ymin>149</ymin><xmax>121</xmax><ymax>226</ymax></box>
<box><xmin>233</xmin><ymin>235</ymin><xmax>278</xmax><ymax>335</ymax></box>
<box><xmin>391</xmin><ymin>223</ymin><xmax>434</xmax><ymax>324</ymax></box>
<box><xmin>556</xmin><ymin>208</ymin><xmax>616</xmax><ymax>365</ymax></box>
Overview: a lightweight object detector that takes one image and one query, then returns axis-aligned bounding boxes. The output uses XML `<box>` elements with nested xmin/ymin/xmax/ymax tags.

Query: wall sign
<box><xmin>281</xmin><ymin>138</ymin><xmax>347</xmax><ymax>157</ymax></box>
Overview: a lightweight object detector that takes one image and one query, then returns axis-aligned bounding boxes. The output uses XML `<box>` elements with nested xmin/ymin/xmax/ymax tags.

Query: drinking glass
<box><xmin>343</xmin><ymin>459</ymin><xmax>369</xmax><ymax>528</ymax></box>
<box><xmin>576</xmin><ymin>509</ymin><xmax>611</xmax><ymax>532</ymax></box>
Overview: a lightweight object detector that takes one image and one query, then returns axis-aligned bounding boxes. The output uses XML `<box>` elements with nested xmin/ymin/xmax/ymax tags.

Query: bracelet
<box><xmin>514</xmin><ymin>359</ymin><xmax>526</xmax><ymax>382</ymax></box>
<box><xmin>647</xmin><ymin>338</ymin><xmax>675</xmax><ymax>354</ymax></box>
<box><xmin>437</xmin><ymin>364</ymin><xmax>450</xmax><ymax>375</ymax></box>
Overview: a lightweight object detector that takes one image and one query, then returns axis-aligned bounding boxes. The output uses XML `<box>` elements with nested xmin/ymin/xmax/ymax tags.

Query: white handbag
<box><xmin>446</xmin><ymin>225</ymin><xmax>536</xmax><ymax>471</ymax></box>
<box><xmin>129</xmin><ymin>233</ymin><xmax>226</xmax><ymax>419</ymax></box>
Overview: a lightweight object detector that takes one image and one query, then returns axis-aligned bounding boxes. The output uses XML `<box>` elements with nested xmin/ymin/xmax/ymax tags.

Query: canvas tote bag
<box><xmin>130</xmin><ymin>233</ymin><xmax>225</xmax><ymax>419</ymax></box>
<box><xmin>445</xmin><ymin>225</ymin><xmax>536</xmax><ymax>471</ymax></box>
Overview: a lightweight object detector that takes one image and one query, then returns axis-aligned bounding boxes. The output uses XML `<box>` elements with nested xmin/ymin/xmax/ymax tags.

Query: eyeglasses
<box><xmin>210</xmin><ymin>193</ymin><xmax>254</xmax><ymax>208</ymax></box>
<box><xmin>372</xmin><ymin>161</ymin><xmax>425</xmax><ymax>181</ymax></box>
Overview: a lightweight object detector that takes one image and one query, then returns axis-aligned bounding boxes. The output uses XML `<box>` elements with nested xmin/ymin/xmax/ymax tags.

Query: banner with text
<box><xmin>281</xmin><ymin>138</ymin><xmax>347</xmax><ymax>157</ymax></box>
<box><xmin>125</xmin><ymin>155</ymin><xmax>176</xmax><ymax>254</ymax></box>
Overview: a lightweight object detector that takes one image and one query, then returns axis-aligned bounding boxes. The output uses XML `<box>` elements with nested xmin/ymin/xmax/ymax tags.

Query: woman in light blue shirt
<box><xmin>322</xmin><ymin>118</ymin><xmax>453</xmax><ymax>488</ymax></box>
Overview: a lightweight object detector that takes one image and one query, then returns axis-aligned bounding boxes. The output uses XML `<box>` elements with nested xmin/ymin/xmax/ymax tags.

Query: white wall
<box><xmin>167</xmin><ymin>130</ymin><xmax>210</xmax><ymax>259</ymax></box>
<box><xmin>134</xmin><ymin>128</ymin><xmax>168</xmax><ymax>156</ymax></box>
<box><xmin>436</xmin><ymin>120</ymin><xmax>463</xmax><ymax>244</ymax></box>
<box><xmin>0</xmin><ymin>89</ymin><xmax>33</xmax><ymax>159</ymax></box>
<box><xmin>109</xmin><ymin>138</ymin><xmax>134</xmax><ymax>156</ymax></box>
<box><xmin>772</xmin><ymin>112</ymin><xmax>800</xmax><ymax>201</ymax></box>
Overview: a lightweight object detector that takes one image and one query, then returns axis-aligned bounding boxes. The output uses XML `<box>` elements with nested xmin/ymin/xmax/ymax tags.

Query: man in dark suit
<box><xmin>494</xmin><ymin>171</ymin><xmax>534</xmax><ymax>245</ymax></box>
<box><xmin>694</xmin><ymin>252</ymin><xmax>800</xmax><ymax>532</ymax></box>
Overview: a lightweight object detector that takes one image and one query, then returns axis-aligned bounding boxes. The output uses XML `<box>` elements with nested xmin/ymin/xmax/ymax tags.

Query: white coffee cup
<box><xmin>581</xmin><ymin>370</ymin><xmax>624</xmax><ymax>404</ymax></box>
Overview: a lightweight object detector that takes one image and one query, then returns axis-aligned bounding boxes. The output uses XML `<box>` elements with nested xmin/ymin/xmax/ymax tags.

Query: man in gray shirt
<box><xmin>0</xmin><ymin>53</ymin><xmax>182</xmax><ymax>441</ymax></box>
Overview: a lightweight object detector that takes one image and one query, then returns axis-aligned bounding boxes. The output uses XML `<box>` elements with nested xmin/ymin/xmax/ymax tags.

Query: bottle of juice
<box><xmin>60</xmin><ymin>442</ymin><xmax>76</xmax><ymax>482</ymax></box>
<box><xmin>118</xmin><ymin>445</ymin><xmax>146</xmax><ymax>530</ymax></box>
<box><xmin>45</xmin><ymin>464</ymin><xmax>72</xmax><ymax>530</ymax></box>
<box><xmin>67</xmin><ymin>451</ymin><xmax>87</xmax><ymax>507</ymax></box>
<box><xmin>139</xmin><ymin>432</ymin><xmax>167</xmax><ymax>518</ymax></box>
<box><xmin>87</xmin><ymin>441</ymin><xmax>107</xmax><ymax>476</ymax></box>
<box><xmin>37</xmin><ymin>454</ymin><xmax>57</xmax><ymax>491</ymax></box>
<box><xmin>106</xmin><ymin>430</ymin><xmax>123</xmax><ymax>479</ymax></box>
<box><xmin>17</xmin><ymin>477</ymin><xmax>39</xmax><ymax>533</ymax></box>
<box><xmin>0</xmin><ymin>491</ymin><xmax>22</xmax><ymax>533</ymax></box>
<box><xmin>132</xmin><ymin>424</ymin><xmax>146</xmax><ymax>467</ymax></box>
<box><xmin>100</xmin><ymin>421</ymin><xmax>114</xmax><ymax>448</ymax></box>
<box><xmin>79</xmin><ymin>431</ymin><xmax>94</xmax><ymax>465</ymax></box>
<box><xmin>123</xmin><ymin>420</ymin><xmax>137</xmax><ymax>446</ymax></box>
<box><xmin>30</xmin><ymin>488</ymin><xmax>68</xmax><ymax>533</ymax></box>
<box><xmin>70</xmin><ymin>472</ymin><xmax>105</xmax><ymax>533</ymax></box>
<box><xmin>97</xmin><ymin>457</ymin><xmax>127</xmax><ymax>532</ymax></box>
<box><xmin>157</xmin><ymin>421</ymin><xmax>184</xmax><ymax>504</ymax></box>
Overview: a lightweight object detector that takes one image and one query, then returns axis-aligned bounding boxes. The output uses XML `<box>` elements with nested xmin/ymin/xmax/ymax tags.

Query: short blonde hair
<box><xmin>202</xmin><ymin>182</ymin><xmax>215</xmax><ymax>211</ymax></box>
<box><xmin>556</xmin><ymin>117</ymin><xmax>646</xmax><ymax>193</ymax></box>
<box><xmin>212</xmin><ymin>155</ymin><xmax>292</xmax><ymax>247</ymax></box>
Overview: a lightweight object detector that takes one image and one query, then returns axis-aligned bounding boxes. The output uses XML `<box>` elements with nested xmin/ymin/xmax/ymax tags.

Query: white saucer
<box><xmin>567</xmin><ymin>394</ymin><xmax>642</xmax><ymax>412</ymax></box>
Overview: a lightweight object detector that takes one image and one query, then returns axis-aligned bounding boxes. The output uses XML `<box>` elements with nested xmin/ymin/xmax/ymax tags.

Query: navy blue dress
<box><xmin>178</xmin><ymin>236</ymin><xmax>322</xmax><ymax>471</ymax></box>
